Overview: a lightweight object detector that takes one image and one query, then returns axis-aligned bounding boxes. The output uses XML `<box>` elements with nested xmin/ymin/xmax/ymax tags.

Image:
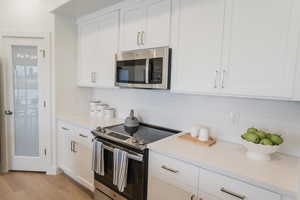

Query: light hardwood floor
<box><xmin>0</xmin><ymin>172</ymin><xmax>93</xmax><ymax>200</ymax></box>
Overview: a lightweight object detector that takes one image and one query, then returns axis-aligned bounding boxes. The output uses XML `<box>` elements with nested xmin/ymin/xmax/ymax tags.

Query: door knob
<box><xmin>4</xmin><ymin>110</ymin><xmax>13</xmax><ymax>115</ymax></box>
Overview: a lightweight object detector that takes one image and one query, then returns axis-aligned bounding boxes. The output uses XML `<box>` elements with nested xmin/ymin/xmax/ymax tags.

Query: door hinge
<box><xmin>40</xmin><ymin>49</ymin><xmax>46</xmax><ymax>58</ymax></box>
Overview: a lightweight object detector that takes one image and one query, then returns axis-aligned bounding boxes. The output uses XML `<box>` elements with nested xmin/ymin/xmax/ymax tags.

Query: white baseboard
<box><xmin>46</xmin><ymin>166</ymin><xmax>63</xmax><ymax>175</ymax></box>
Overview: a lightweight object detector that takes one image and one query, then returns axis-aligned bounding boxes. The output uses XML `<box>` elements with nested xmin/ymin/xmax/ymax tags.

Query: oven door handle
<box><xmin>102</xmin><ymin>144</ymin><xmax>144</xmax><ymax>162</ymax></box>
<box><xmin>94</xmin><ymin>139</ymin><xmax>144</xmax><ymax>162</ymax></box>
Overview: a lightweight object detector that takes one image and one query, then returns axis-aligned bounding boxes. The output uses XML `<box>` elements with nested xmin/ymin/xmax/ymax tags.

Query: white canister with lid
<box><xmin>90</xmin><ymin>101</ymin><xmax>101</xmax><ymax>112</ymax></box>
<box><xmin>190</xmin><ymin>125</ymin><xmax>201</xmax><ymax>138</ymax></box>
<box><xmin>96</xmin><ymin>104</ymin><xmax>109</xmax><ymax>117</ymax></box>
<box><xmin>198</xmin><ymin>127</ymin><xmax>209</xmax><ymax>142</ymax></box>
<box><xmin>104</xmin><ymin>107</ymin><xmax>116</xmax><ymax>120</ymax></box>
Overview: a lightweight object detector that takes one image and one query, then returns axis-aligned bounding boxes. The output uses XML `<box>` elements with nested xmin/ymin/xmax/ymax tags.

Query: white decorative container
<box><xmin>242</xmin><ymin>140</ymin><xmax>280</xmax><ymax>161</ymax></box>
<box><xmin>104</xmin><ymin>107</ymin><xmax>116</xmax><ymax>120</ymax></box>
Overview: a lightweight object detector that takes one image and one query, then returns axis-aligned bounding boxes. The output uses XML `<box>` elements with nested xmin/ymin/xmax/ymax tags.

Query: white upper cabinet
<box><xmin>144</xmin><ymin>0</ymin><xmax>171</xmax><ymax>48</ymax></box>
<box><xmin>120</xmin><ymin>5</ymin><xmax>144</xmax><ymax>51</ymax></box>
<box><xmin>78</xmin><ymin>10</ymin><xmax>119</xmax><ymax>88</ymax></box>
<box><xmin>172</xmin><ymin>0</ymin><xmax>300</xmax><ymax>100</ymax></box>
<box><xmin>120</xmin><ymin>0</ymin><xmax>171</xmax><ymax>51</ymax></box>
<box><xmin>173</xmin><ymin>0</ymin><xmax>225</xmax><ymax>94</ymax></box>
<box><xmin>78</xmin><ymin>21</ymin><xmax>99</xmax><ymax>86</ymax></box>
<box><xmin>221</xmin><ymin>0</ymin><xmax>298</xmax><ymax>98</ymax></box>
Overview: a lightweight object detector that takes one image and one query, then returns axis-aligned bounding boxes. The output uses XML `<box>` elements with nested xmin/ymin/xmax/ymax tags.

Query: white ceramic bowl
<box><xmin>242</xmin><ymin>139</ymin><xmax>280</xmax><ymax>161</ymax></box>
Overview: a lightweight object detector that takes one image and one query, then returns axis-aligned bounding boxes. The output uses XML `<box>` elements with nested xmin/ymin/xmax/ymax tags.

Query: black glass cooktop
<box><xmin>108</xmin><ymin>123</ymin><xmax>180</xmax><ymax>145</ymax></box>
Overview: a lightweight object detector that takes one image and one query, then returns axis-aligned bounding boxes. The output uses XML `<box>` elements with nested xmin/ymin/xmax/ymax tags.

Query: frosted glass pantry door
<box><xmin>3</xmin><ymin>35</ymin><xmax>50</xmax><ymax>172</ymax></box>
<box><xmin>13</xmin><ymin>46</ymin><xmax>39</xmax><ymax>157</ymax></box>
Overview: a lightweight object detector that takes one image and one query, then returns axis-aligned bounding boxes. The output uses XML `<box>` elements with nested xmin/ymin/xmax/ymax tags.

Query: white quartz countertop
<box><xmin>148</xmin><ymin>133</ymin><xmax>300</xmax><ymax>198</ymax></box>
<box><xmin>56</xmin><ymin>113</ymin><xmax>124</xmax><ymax>130</ymax></box>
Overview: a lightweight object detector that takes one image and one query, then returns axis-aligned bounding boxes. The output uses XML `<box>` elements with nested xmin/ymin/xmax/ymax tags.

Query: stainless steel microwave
<box><xmin>115</xmin><ymin>47</ymin><xmax>171</xmax><ymax>89</ymax></box>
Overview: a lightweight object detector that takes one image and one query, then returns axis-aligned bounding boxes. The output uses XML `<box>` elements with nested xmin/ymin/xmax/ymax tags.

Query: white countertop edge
<box><xmin>56</xmin><ymin>114</ymin><xmax>124</xmax><ymax>131</ymax></box>
<box><xmin>148</xmin><ymin>132</ymin><xmax>298</xmax><ymax>198</ymax></box>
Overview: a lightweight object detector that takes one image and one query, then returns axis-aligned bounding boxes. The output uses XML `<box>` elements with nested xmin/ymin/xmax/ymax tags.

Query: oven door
<box><xmin>94</xmin><ymin>139</ymin><xmax>147</xmax><ymax>200</ymax></box>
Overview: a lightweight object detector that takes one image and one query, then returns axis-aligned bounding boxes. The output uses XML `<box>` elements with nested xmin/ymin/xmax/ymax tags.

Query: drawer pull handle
<box><xmin>161</xmin><ymin>165</ymin><xmax>179</xmax><ymax>174</ymax></box>
<box><xmin>61</xmin><ymin>127</ymin><xmax>70</xmax><ymax>131</ymax></box>
<box><xmin>79</xmin><ymin>134</ymin><xmax>88</xmax><ymax>138</ymax></box>
<box><xmin>220</xmin><ymin>187</ymin><xmax>246</xmax><ymax>200</ymax></box>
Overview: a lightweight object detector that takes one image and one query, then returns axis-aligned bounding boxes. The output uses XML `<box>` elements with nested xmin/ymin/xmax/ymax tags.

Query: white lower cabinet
<box><xmin>148</xmin><ymin>176</ymin><xmax>197</xmax><ymax>200</ymax></box>
<box><xmin>198</xmin><ymin>169</ymin><xmax>280</xmax><ymax>200</ymax></box>
<box><xmin>75</xmin><ymin>128</ymin><xmax>94</xmax><ymax>191</ymax></box>
<box><xmin>148</xmin><ymin>151</ymin><xmax>198</xmax><ymax>200</ymax></box>
<box><xmin>148</xmin><ymin>151</ymin><xmax>294</xmax><ymax>200</ymax></box>
<box><xmin>57</xmin><ymin>120</ymin><xmax>94</xmax><ymax>191</ymax></box>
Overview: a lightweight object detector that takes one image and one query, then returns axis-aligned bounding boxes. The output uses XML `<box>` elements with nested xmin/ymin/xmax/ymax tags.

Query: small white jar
<box><xmin>198</xmin><ymin>128</ymin><xmax>209</xmax><ymax>142</ymax></box>
<box><xmin>96</xmin><ymin>104</ymin><xmax>109</xmax><ymax>117</ymax></box>
<box><xmin>190</xmin><ymin>125</ymin><xmax>201</xmax><ymax>138</ymax></box>
<box><xmin>104</xmin><ymin>107</ymin><xmax>116</xmax><ymax>120</ymax></box>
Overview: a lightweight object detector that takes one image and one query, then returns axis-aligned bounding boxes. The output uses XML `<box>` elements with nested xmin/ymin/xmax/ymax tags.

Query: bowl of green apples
<box><xmin>241</xmin><ymin>128</ymin><xmax>284</xmax><ymax>161</ymax></box>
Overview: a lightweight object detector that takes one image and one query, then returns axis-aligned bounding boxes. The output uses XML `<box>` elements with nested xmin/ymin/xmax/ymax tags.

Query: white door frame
<box><xmin>1</xmin><ymin>32</ymin><xmax>53</xmax><ymax>173</ymax></box>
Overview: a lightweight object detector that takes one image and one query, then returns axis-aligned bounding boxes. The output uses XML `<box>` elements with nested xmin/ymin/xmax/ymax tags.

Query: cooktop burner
<box><xmin>93</xmin><ymin>123</ymin><xmax>180</xmax><ymax>150</ymax></box>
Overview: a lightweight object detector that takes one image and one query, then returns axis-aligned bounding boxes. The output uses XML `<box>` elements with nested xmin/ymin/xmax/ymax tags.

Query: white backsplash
<box><xmin>92</xmin><ymin>88</ymin><xmax>300</xmax><ymax>157</ymax></box>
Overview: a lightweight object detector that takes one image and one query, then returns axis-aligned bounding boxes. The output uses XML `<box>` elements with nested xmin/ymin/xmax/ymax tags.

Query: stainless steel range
<box><xmin>92</xmin><ymin>123</ymin><xmax>180</xmax><ymax>200</ymax></box>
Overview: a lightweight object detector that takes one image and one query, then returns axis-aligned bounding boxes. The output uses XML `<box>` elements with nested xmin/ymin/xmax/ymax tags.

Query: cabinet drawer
<box><xmin>57</xmin><ymin>120</ymin><xmax>74</xmax><ymax>133</ymax></box>
<box><xmin>76</xmin><ymin>128</ymin><xmax>93</xmax><ymax>148</ymax></box>
<box><xmin>198</xmin><ymin>169</ymin><xmax>281</xmax><ymax>200</ymax></box>
<box><xmin>149</xmin><ymin>152</ymin><xmax>198</xmax><ymax>189</ymax></box>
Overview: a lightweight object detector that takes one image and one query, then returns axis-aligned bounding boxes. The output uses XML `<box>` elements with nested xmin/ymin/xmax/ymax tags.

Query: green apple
<box><xmin>247</xmin><ymin>128</ymin><xmax>258</xmax><ymax>134</ymax></box>
<box><xmin>266</xmin><ymin>133</ymin><xmax>272</xmax><ymax>139</ymax></box>
<box><xmin>244</xmin><ymin>133</ymin><xmax>260</xmax><ymax>144</ymax></box>
<box><xmin>256</xmin><ymin>130</ymin><xmax>267</xmax><ymax>139</ymax></box>
<box><xmin>259</xmin><ymin>138</ymin><xmax>273</xmax><ymax>146</ymax></box>
<box><xmin>270</xmin><ymin>135</ymin><xmax>284</xmax><ymax>145</ymax></box>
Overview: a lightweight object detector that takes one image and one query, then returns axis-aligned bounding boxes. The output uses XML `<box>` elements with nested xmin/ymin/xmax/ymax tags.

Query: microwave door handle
<box><xmin>145</xmin><ymin>58</ymin><xmax>149</xmax><ymax>84</ymax></box>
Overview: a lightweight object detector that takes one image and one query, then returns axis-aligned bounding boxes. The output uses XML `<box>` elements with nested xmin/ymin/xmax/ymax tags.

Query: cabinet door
<box><xmin>96</xmin><ymin>11</ymin><xmax>119</xmax><ymax>88</ymax></box>
<box><xmin>221</xmin><ymin>0</ymin><xmax>296</xmax><ymax>98</ymax></box>
<box><xmin>62</xmin><ymin>132</ymin><xmax>77</xmax><ymax>178</ymax></box>
<box><xmin>78</xmin><ymin>21</ymin><xmax>99</xmax><ymax>86</ymax></box>
<box><xmin>120</xmin><ymin>5</ymin><xmax>144</xmax><ymax>51</ymax></box>
<box><xmin>173</xmin><ymin>0</ymin><xmax>225</xmax><ymax>94</ymax></box>
<box><xmin>148</xmin><ymin>176</ymin><xmax>196</xmax><ymax>200</ymax></box>
<box><xmin>143</xmin><ymin>0</ymin><xmax>171</xmax><ymax>48</ymax></box>
<box><xmin>76</xmin><ymin>141</ymin><xmax>94</xmax><ymax>191</ymax></box>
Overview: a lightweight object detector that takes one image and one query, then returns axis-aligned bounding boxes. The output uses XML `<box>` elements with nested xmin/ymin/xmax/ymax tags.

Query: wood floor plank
<box><xmin>0</xmin><ymin>172</ymin><xmax>94</xmax><ymax>200</ymax></box>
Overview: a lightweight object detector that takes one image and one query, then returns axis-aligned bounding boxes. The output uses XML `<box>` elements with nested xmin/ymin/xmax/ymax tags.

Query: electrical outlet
<box><xmin>229</xmin><ymin>112</ymin><xmax>240</xmax><ymax>126</ymax></box>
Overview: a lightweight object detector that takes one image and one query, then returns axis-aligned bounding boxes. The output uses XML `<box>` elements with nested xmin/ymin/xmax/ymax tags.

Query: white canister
<box><xmin>198</xmin><ymin>128</ymin><xmax>209</xmax><ymax>142</ymax></box>
<box><xmin>104</xmin><ymin>107</ymin><xmax>116</xmax><ymax>120</ymax></box>
<box><xmin>96</xmin><ymin>104</ymin><xmax>109</xmax><ymax>117</ymax></box>
<box><xmin>90</xmin><ymin>101</ymin><xmax>101</xmax><ymax>112</ymax></box>
<box><xmin>190</xmin><ymin>125</ymin><xmax>201</xmax><ymax>138</ymax></box>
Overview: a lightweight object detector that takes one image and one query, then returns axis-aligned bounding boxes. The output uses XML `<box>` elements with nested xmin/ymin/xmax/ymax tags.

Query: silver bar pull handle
<box><xmin>61</xmin><ymin>127</ymin><xmax>70</xmax><ymax>131</ymax></box>
<box><xmin>141</xmin><ymin>31</ymin><xmax>145</xmax><ymax>45</ymax></box>
<box><xmin>220</xmin><ymin>187</ymin><xmax>246</xmax><ymax>200</ymax></box>
<box><xmin>161</xmin><ymin>165</ymin><xmax>179</xmax><ymax>174</ymax></box>
<box><xmin>221</xmin><ymin>69</ymin><xmax>226</xmax><ymax>88</ymax></box>
<box><xmin>73</xmin><ymin>141</ymin><xmax>77</xmax><ymax>153</ymax></box>
<box><xmin>137</xmin><ymin>32</ymin><xmax>141</xmax><ymax>46</ymax></box>
<box><xmin>79</xmin><ymin>134</ymin><xmax>88</xmax><ymax>138</ymax></box>
<box><xmin>70</xmin><ymin>141</ymin><xmax>73</xmax><ymax>152</ymax></box>
<box><xmin>214</xmin><ymin>69</ymin><xmax>219</xmax><ymax>88</ymax></box>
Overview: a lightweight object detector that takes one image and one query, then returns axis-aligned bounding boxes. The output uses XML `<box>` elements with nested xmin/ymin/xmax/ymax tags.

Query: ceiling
<box><xmin>52</xmin><ymin>0</ymin><xmax>123</xmax><ymax>17</ymax></box>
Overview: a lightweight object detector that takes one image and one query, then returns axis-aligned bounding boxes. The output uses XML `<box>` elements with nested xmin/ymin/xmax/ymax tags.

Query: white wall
<box><xmin>54</xmin><ymin>14</ymin><xmax>92</xmax><ymax>115</ymax></box>
<box><xmin>93</xmin><ymin>88</ymin><xmax>300</xmax><ymax>157</ymax></box>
